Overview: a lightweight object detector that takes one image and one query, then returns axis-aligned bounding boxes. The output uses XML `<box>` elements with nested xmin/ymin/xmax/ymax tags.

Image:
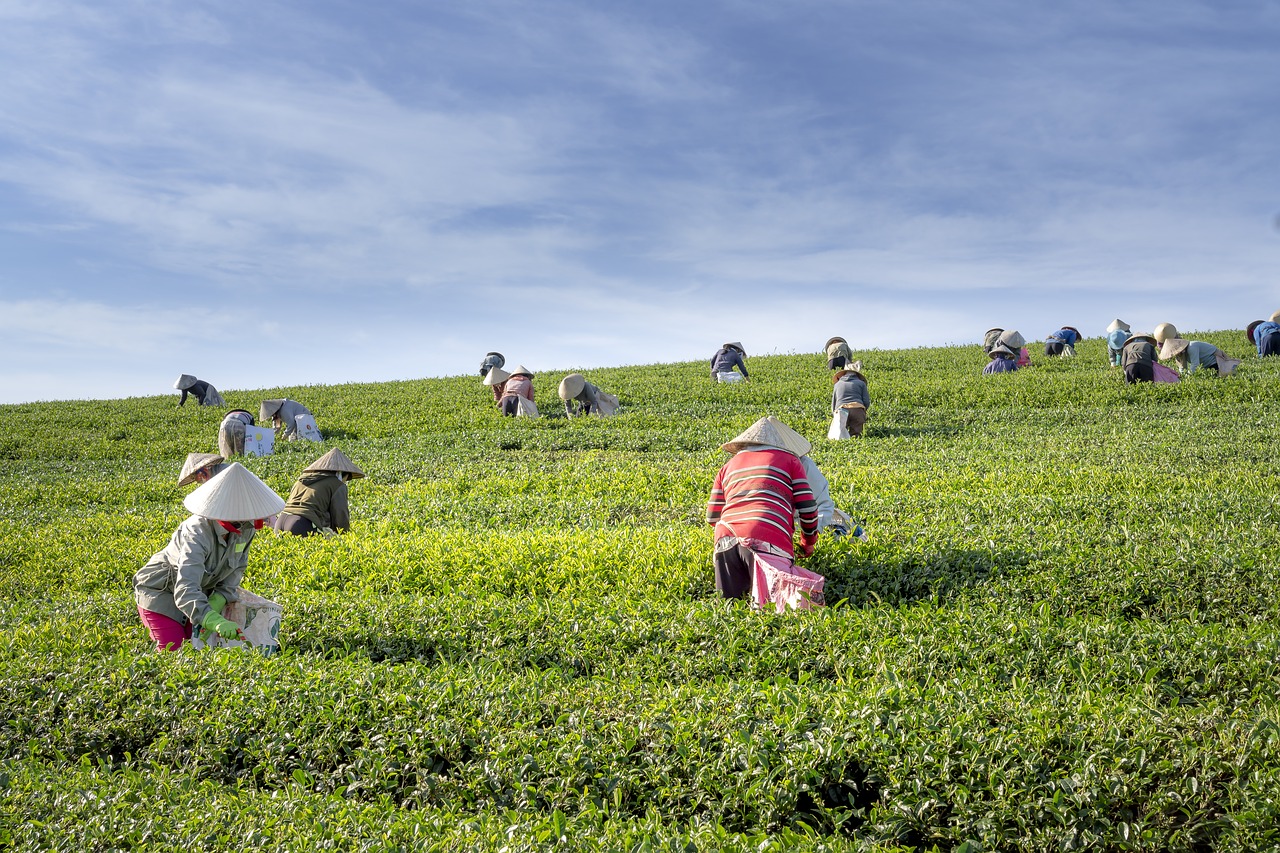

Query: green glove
<box><xmin>207</xmin><ymin>592</ymin><xmax>227</xmax><ymax>616</ymax></box>
<box><xmin>202</xmin><ymin>610</ymin><xmax>241</xmax><ymax>640</ymax></box>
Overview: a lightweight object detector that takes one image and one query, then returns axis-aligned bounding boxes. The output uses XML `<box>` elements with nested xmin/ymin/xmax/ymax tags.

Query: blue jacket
<box><xmin>710</xmin><ymin>348</ymin><xmax>748</xmax><ymax>379</ymax></box>
<box><xmin>1254</xmin><ymin>322</ymin><xmax>1280</xmax><ymax>355</ymax></box>
<box><xmin>983</xmin><ymin>357</ymin><xmax>1018</xmax><ymax>375</ymax></box>
<box><xmin>1049</xmin><ymin>328</ymin><xmax>1080</xmax><ymax>346</ymax></box>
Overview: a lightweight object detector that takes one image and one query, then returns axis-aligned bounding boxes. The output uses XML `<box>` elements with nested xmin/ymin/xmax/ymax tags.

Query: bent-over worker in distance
<box><xmin>134</xmin><ymin>463</ymin><xmax>284</xmax><ymax>651</ymax></box>
<box><xmin>825</xmin><ymin>336</ymin><xmax>853</xmax><ymax>370</ymax></box>
<box><xmin>483</xmin><ymin>366</ymin><xmax>511</xmax><ymax>402</ymax></box>
<box><xmin>831</xmin><ymin>362</ymin><xmax>870</xmax><ymax>437</ymax></box>
<box><xmin>1247</xmin><ymin>316</ymin><xmax>1280</xmax><ymax>357</ymax></box>
<box><xmin>274</xmin><ymin>448</ymin><xmax>365</xmax><ymax>536</ymax></box>
<box><xmin>995</xmin><ymin>330</ymin><xmax>1030</xmax><ymax>368</ymax></box>
<box><xmin>1153</xmin><ymin>323</ymin><xmax>1179</xmax><ymax>347</ymax></box>
<box><xmin>1044</xmin><ymin>326</ymin><xmax>1081</xmax><ymax>357</ymax></box>
<box><xmin>260</xmin><ymin>398</ymin><xmax>315</xmax><ymax>441</ymax></box>
<box><xmin>177</xmin><ymin>452</ymin><xmax>225</xmax><ymax>488</ymax></box>
<box><xmin>558</xmin><ymin>373</ymin><xmax>620</xmax><ymax>417</ymax></box>
<box><xmin>479</xmin><ymin>351</ymin><xmax>505</xmax><ymax>377</ymax></box>
<box><xmin>710</xmin><ymin>342</ymin><xmax>749</xmax><ymax>383</ymax></box>
<box><xmin>218</xmin><ymin>409</ymin><xmax>255</xmax><ymax>458</ymax></box>
<box><xmin>1160</xmin><ymin>338</ymin><xmax>1240</xmax><ymax>376</ymax></box>
<box><xmin>1106</xmin><ymin>319</ymin><xmax>1132</xmax><ymax>366</ymax></box>
<box><xmin>706</xmin><ymin>417</ymin><xmax>819</xmax><ymax>600</ymax></box>
<box><xmin>983</xmin><ymin>344</ymin><xmax>1019</xmax><ymax>375</ymax></box>
<box><xmin>174</xmin><ymin>374</ymin><xmax>225</xmax><ymax>407</ymax></box>
<box><xmin>1121</xmin><ymin>333</ymin><xmax>1158</xmax><ymax>384</ymax></box>
<box><xmin>499</xmin><ymin>365</ymin><xmax>536</xmax><ymax>417</ymax></box>
<box><xmin>982</xmin><ymin>328</ymin><xmax>1004</xmax><ymax>354</ymax></box>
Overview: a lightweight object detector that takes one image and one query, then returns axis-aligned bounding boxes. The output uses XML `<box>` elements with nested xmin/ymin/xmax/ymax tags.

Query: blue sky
<box><xmin>1</xmin><ymin>0</ymin><xmax>1277</xmax><ymax>403</ymax></box>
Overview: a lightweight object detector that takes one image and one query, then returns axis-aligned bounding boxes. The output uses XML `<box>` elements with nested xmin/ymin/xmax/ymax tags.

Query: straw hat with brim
<box><xmin>722</xmin><ymin>342</ymin><xmax>746</xmax><ymax>355</ymax></box>
<box><xmin>1062</xmin><ymin>326</ymin><xmax>1081</xmax><ymax>339</ymax></box>
<box><xmin>997</xmin><ymin>331</ymin><xmax>1026</xmax><ymax>349</ymax></box>
<box><xmin>1247</xmin><ymin>320</ymin><xmax>1265</xmax><ymax>343</ymax></box>
<box><xmin>178</xmin><ymin>452</ymin><xmax>225</xmax><ymax>487</ymax></box>
<box><xmin>988</xmin><ymin>344</ymin><xmax>1015</xmax><ymax>359</ymax></box>
<box><xmin>260</xmin><ymin>399</ymin><xmax>285</xmax><ymax>420</ymax></box>
<box><xmin>508</xmin><ymin>364</ymin><xmax>534</xmax><ymax>378</ymax></box>
<box><xmin>558</xmin><ymin>373</ymin><xmax>585</xmax><ymax>400</ymax></box>
<box><xmin>482</xmin><ymin>367</ymin><xmax>511</xmax><ymax>386</ymax></box>
<box><xmin>722</xmin><ymin>416</ymin><xmax>811</xmax><ymax>457</ymax></box>
<box><xmin>173</xmin><ymin>374</ymin><xmax>197</xmax><ymax>390</ymax></box>
<box><xmin>1106</xmin><ymin>319</ymin><xmax>1130</xmax><ymax>333</ymax></box>
<box><xmin>1153</xmin><ymin>323</ymin><xmax>1178</xmax><ymax>344</ymax></box>
<box><xmin>1270</xmin><ymin>311</ymin><xmax>1280</xmax><ymax>324</ymax></box>
<box><xmin>303</xmin><ymin>448</ymin><xmax>365</xmax><ymax>479</ymax></box>
<box><xmin>1159</xmin><ymin>338</ymin><xmax>1190</xmax><ymax>360</ymax></box>
<box><xmin>183</xmin><ymin>462</ymin><xmax>285</xmax><ymax>521</ymax></box>
<box><xmin>1126</xmin><ymin>333</ymin><xmax>1157</xmax><ymax>347</ymax></box>
<box><xmin>824</xmin><ymin>336</ymin><xmax>846</xmax><ymax>349</ymax></box>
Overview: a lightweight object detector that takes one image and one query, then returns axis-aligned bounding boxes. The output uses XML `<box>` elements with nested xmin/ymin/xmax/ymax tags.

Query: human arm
<box><xmin>706</xmin><ymin>468</ymin><xmax>726</xmax><ymax>526</ymax></box>
<box><xmin>170</xmin><ymin>523</ymin><xmax>248</xmax><ymax>627</ymax></box>
<box><xmin>177</xmin><ymin>388</ymin><xmax>189</xmax><ymax>406</ymax></box>
<box><xmin>330</xmin><ymin>480</ymin><xmax>351</xmax><ymax>532</ymax></box>
<box><xmin>735</xmin><ymin>352</ymin><xmax>749</xmax><ymax>380</ymax></box>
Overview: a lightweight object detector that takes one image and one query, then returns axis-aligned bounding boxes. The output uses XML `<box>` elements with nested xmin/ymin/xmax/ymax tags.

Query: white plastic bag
<box><xmin>827</xmin><ymin>410</ymin><xmax>849</xmax><ymax>441</ymax></box>
<box><xmin>294</xmin><ymin>414</ymin><xmax>323</xmax><ymax>441</ymax></box>
<box><xmin>516</xmin><ymin>396</ymin><xmax>540</xmax><ymax>418</ymax></box>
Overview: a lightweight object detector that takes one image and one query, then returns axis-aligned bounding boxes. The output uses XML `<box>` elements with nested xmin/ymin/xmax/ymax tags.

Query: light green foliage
<box><xmin>4</xmin><ymin>332</ymin><xmax>1280</xmax><ymax>851</ymax></box>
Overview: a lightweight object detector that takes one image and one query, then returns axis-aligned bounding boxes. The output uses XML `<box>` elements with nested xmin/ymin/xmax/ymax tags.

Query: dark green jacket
<box><xmin>280</xmin><ymin>472</ymin><xmax>350</xmax><ymax>532</ymax></box>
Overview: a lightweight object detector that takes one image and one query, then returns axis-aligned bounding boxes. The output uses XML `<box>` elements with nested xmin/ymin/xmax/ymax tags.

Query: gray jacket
<box><xmin>134</xmin><ymin>516</ymin><xmax>253</xmax><ymax>625</ymax></box>
<box><xmin>832</xmin><ymin>375</ymin><xmax>870</xmax><ymax>411</ymax></box>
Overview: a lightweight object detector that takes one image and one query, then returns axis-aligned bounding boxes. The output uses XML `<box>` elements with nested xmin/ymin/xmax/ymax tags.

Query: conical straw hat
<box><xmin>303</xmin><ymin>448</ymin><xmax>365</xmax><ymax>479</ymax></box>
<box><xmin>1106</xmin><ymin>318</ymin><xmax>1130</xmax><ymax>333</ymax></box>
<box><xmin>722</xmin><ymin>416</ymin><xmax>811</xmax><ymax>456</ymax></box>
<box><xmin>1126</xmin><ymin>333</ymin><xmax>1156</xmax><ymax>346</ymax></box>
<box><xmin>173</xmin><ymin>374</ymin><xmax>197</xmax><ymax>390</ymax></box>
<box><xmin>558</xmin><ymin>373</ymin><xmax>586</xmax><ymax>400</ymax></box>
<box><xmin>721</xmin><ymin>342</ymin><xmax>745</xmax><ymax>355</ymax></box>
<box><xmin>1247</xmin><ymin>320</ymin><xmax>1265</xmax><ymax>343</ymax></box>
<box><xmin>1270</xmin><ymin>311</ymin><xmax>1280</xmax><ymax>324</ymax></box>
<box><xmin>508</xmin><ymin>364</ymin><xmax>534</xmax><ymax>378</ymax></box>
<box><xmin>482</xmin><ymin>367</ymin><xmax>511</xmax><ymax>386</ymax></box>
<box><xmin>178</xmin><ymin>452</ymin><xmax>224</xmax><ymax>487</ymax></box>
<box><xmin>260</xmin><ymin>399</ymin><xmax>285</xmax><ymax>420</ymax></box>
<box><xmin>988</xmin><ymin>344</ymin><xmax>1014</xmax><ymax>358</ymax></box>
<box><xmin>824</xmin><ymin>336</ymin><xmax>846</xmax><ymax>349</ymax></box>
<box><xmin>183</xmin><ymin>462</ymin><xmax>284</xmax><ymax>521</ymax></box>
<box><xmin>1153</xmin><ymin>323</ymin><xmax>1178</xmax><ymax>344</ymax></box>
<box><xmin>1159</xmin><ymin>337</ymin><xmax>1190</xmax><ymax>360</ymax></box>
<box><xmin>996</xmin><ymin>330</ymin><xmax>1025</xmax><ymax>350</ymax></box>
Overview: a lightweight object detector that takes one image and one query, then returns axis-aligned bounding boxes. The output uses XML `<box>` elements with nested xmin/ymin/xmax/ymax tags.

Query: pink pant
<box><xmin>138</xmin><ymin>606</ymin><xmax>192</xmax><ymax>651</ymax></box>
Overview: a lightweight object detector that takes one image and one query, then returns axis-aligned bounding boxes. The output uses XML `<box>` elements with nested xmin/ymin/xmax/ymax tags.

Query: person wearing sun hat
<box><xmin>825</xmin><ymin>336</ymin><xmax>853</xmax><ymax>370</ymax></box>
<box><xmin>1105</xmin><ymin>319</ymin><xmax>1132</xmax><ymax>366</ymax></box>
<box><xmin>558</xmin><ymin>373</ymin><xmax>620</xmax><ymax>418</ymax></box>
<box><xmin>1120</xmin><ymin>332</ymin><xmax>1158</xmax><ymax>383</ymax></box>
<box><xmin>831</xmin><ymin>361</ymin><xmax>871</xmax><ymax>437</ymax></box>
<box><xmin>479</xmin><ymin>351</ymin><xmax>505</xmax><ymax>378</ymax></box>
<box><xmin>482</xmin><ymin>365</ymin><xmax>511</xmax><ymax>402</ymax></box>
<box><xmin>710</xmin><ymin>342</ymin><xmax>749</xmax><ymax>383</ymax></box>
<box><xmin>1247</xmin><ymin>317</ymin><xmax>1280</xmax><ymax>357</ymax></box>
<box><xmin>274</xmin><ymin>448</ymin><xmax>365</xmax><ymax>536</ymax></box>
<box><xmin>983</xmin><ymin>343</ymin><xmax>1019</xmax><ymax>375</ymax></box>
<box><xmin>1160</xmin><ymin>337</ymin><xmax>1241</xmax><ymax>377</ymax></box>
<box><xmin>134</xmin><ymin>463</ymin><xmax>284</xmax><ymax>651</ymax></box>
<box><xmin>217</xmin><ymin>409</ymin><xmax>256</xmax><ymax>458</ymax></box>
<box><xmin>995</xmin><ymin>330</ymin><xmax>1031</xmax><ymax>368</ymax></box>
<box><xmin>1153</xmin><ymin>323</ymin><xmax>1179</xmax><ymax>347</ymax></box>
<box><xmin>982</xmin><ymin>328</ymin><xmax>1004</xmax><ymax>354</ymax></box>
<box><xmin>498</xmin><ymin>364</ymin><xmax>536</xmax><ymax>417</ymax></box>
<box><xmin>260</xmin><ymin>398</ymin><xmax>316</xmax><ymax>441</ymax></box>
<box><xmin>1044</xmin><ymin>326</ymin><xmax>1081</xmax><ymax>358</ymax></box>
<box><xmin>177</xmin><ymin>452</ymin><xmax>226</xmax><ymax>488</ymax></box>
<box><xmin>706</xmin><ymin>417</ymin><xmax>820</xmax><ymax>600</ymax></box>
<box><xmin>173</xmin><ymin>374</ymin><xmax>225</xmax><ymax>407</ymax></box>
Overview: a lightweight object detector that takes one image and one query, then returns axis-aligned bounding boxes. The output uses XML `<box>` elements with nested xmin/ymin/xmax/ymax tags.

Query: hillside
<box><xmin>3</xmin><ymin>331</ymin><xmax>1280</xmax><ymax>852</ymax></box>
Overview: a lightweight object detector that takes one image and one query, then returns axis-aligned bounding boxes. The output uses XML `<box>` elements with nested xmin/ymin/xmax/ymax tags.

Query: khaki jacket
<box><xmin>134</xmin><ymin>516</ymin><xmax>253</xmax><ymax>625</ymax></box>
<box><xmin>826</xmin><ymin>341</ymin><xmax>853</xmax><ymax>360</ymax></box>
<box><xmin>280</xmin><ymin>472</ymin><xmax>350</xmax><ymax>532</ymax></box>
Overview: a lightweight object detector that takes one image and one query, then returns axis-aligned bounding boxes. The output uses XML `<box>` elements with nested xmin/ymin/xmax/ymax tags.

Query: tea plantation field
<box><xmin>3</xmin><ymin>333</ymin><xmax>1280</xmax><ymax>851</ymax></box>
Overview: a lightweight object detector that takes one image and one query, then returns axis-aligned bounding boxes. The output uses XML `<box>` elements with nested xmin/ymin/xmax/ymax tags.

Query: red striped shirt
<box><xmin>706</xmin><ymin>448</ymin><xmax>818</xmax><ymax>556</ymax></box>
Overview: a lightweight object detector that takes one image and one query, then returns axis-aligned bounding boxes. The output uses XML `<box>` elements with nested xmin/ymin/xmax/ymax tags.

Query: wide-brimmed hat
<box><xmin>173</xmin><ymin>374</ymin><xmax>197</xmax><ymax>390</ymax></box>
<box><xmin>303</xmin><ymin>448</ymin><xmax>365</xmax><ymax>480</ymax></box>
<box><xmin>1159</xmin><ymin>337</ymin><xmax>1190</xmax><ymax>360</ymax></box>
<box><xmin>996</xmin><ymin>330</ymin><xmax>1025</xmax><ymax>350</ymax></box>
<box><xmin>1106</xmin><ymin>318</ymin><xmax>1131</xmax><ymax>333</ymax></box>
<box><xmin>833</xmin><ymin>361</ymin><xmax>865</xmax><ymax>382</ymax></box>
<box><xmin>1061</xmin><ymin>326</ymin><xmax>1081</xmax><ymax>339</ymax></box>
<box><xmin>558</xmin><ymin>373</ymin><xmax>586</xmax><ymax>400</ymax></box>
<box><xmin>721</xmin><ymin>342</ymin><xmax>745</xmax><ymax>355</ymax></box>
<box><xmin>1270</xmin><ymin>311</ymin><xmax>1280</xmax><ymax>324</ymax></box>
<box><xmin>824</xmin><ymin>336</ymin><xmax>846</xmax><ymax>349</ymax></box>
<box><xmin>482</xmin><ymin>367</ymin><xmax>511</xmax><ymax>386</ymax></box>
<box><xmin>1153</xmin><ymin>323</ymin><xmax>1178</xmax><ymax>344</ymax></box>
<box><xmin>984</xmin><ymin>327</ymin><xmax>1004</xmax><ymax>337</ymax></box>
<box><xmin>1126</xmin><ymin>333</ymin><xmax>1157</xmax><ymax>347</ymax></box>
<box><xmin>988</xmin><ymin>344</ymin><xmax>1015</xmax><ymax>358</ymax></box>
<box><xmin>722</xmin><ymin>416</ymin><xmax>811</xmax><ymax>456</ymax></box>
<box><xmin>183</xmin><ymin>462</ymin><xmax>284</xmax><ymax>521</ymax></box>
<box><xmin>178</xmin><ymin>452</ymin><xmax>224</xmax><ymax>487</ymax></box>
<box><xmin>1247</xmin><ymin>320</ymin><xmax>1265</xmax><ymax>343</ymax></box>
<box><xmin>508</xmin><ymin>364</ymin><xmax>534</xmax><ymax>378</ymax></box>
<box><xmin>260</xmin><ymin>399</ymin><xmax>285</xmax><ymax>420</ymax></box>
<box><xmin>485</xmin><ymin>351</ymin><xmax>505</xmax><ymax>361</ymax></box>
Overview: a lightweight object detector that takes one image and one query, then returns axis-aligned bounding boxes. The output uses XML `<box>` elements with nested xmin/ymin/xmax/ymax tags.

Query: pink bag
<box><xmin>751</xmin><ymin>551</ymin><xmax>825</xmax><ymax>612</ymax></box>
<box><xmin>1152</xmin><ymin>363</ymin><xmax>1180</xmax><ymax>384</ymax></box>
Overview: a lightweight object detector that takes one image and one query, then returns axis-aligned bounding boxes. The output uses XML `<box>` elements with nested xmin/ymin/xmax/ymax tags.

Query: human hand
<box><xmin>799</xmin><ymin>533</ymin><xmax>818</xmax><ymax>557</ymax></box>
<box><xmin>202</xmin><ymin>611</ymin><xmax>241</xmax><ymax>640</ymax></box>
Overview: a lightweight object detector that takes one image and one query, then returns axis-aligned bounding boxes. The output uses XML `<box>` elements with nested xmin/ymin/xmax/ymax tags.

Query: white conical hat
<box><xmin>988</xmin><ymin>344</ymin><xmax>1015</xmax><ymax>358</ymax></box>
<box><xmin>260</xmin><ymin>399</ymin><xmax>285</xmax><ymax>420</ymax></box>
<box><xmin>1153</xmin><ymin>323</ymin><xmax>1178</xmax><ymax>344</ymax></box>
<box><xmin>558</xmin><ymin>373</ymin><xmax>586</xmax><ymax>400</ymax></box>
<box><xmin>303</xmin><ymin>448</ymin><xmax>365</xmax><ymax>479</ymax></box>
<box><xmin>173</xmin><ymin>374</ymin><xmax>197</xmax><ymax>390</ymax></box>
<box><xmin>508</xmin><ymin>364</ymin><xmax>534</xmax><ymax>378</ymax></box>
<box><xmin>722</xmin><ymin>416</ymin><xmax>812</xmax><ymax>456</ymax></box>
<box><xmin>177</xmin><ymin>452</ymin><xmax>224</xmax><ymax>487</ymax></box>
<box><xmin>482</xmin><ymin>367</ymin><xmax>511</xmax><ymax>386</ymax></box>
<box><xmin>996</xmin><ymin>330</ymin><xmax>1025</xmax><ymax>349</ymax></box>
<box><xmin>1106</xmin><ymin>318</ymin><xmax>1131</xmax><ymax>333</ymax></box>
<box><xmin>183</xmin><ymin>462</ymin><xmax>285</xmax><ymax>521</ymax></box>
<box><xmin>1270</xmin><ymin>310</ymin><xmax>1280</xmax><ymax>324</ymax></box>
<box><xmin>1159</xmin><ymin>337</ymin><xmax>1190</xmax><ymax>360</ymax></box>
